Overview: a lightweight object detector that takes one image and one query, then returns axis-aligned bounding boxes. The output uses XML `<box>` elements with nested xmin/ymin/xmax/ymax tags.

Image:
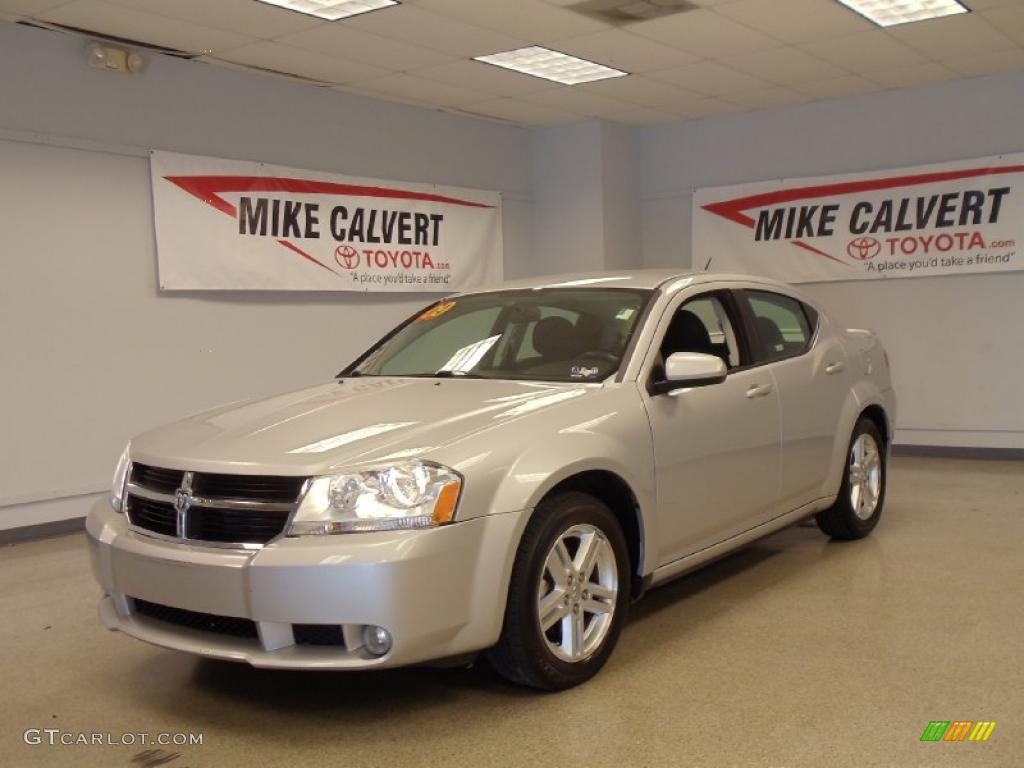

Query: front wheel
<box><xmin>487</xmin><ymin>492</ymin><xmax>630</xmax><ymax>690</ymax></box>
<box><xmin>816</xmin><ymin>418</ymin><xmax>887</xmax><ymax>540</ymax></box>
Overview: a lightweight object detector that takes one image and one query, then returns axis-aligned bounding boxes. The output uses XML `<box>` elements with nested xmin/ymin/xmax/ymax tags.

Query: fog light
<box><xmin>362</xmin><ymin>625</ymin><xmax>392</xmax><ymax>656</ymax></box>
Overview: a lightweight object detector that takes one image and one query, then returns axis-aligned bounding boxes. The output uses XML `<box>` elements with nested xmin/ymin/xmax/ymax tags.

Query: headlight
<box><xmin>110</xmin><ymin>444</ymin><xmax>131</xmax><ymax>512</ymax></box>
<box><xmin>288</xmin><ymin>460</ymin><xmax>462</xmax><ymax>535</ymax></box>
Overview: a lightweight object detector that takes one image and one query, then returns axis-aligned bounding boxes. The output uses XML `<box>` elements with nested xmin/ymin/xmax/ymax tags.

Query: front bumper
<box><xmin>86</xmin><ymin>499</ymin><xmax>526</xmax><ymax>669</ymax></box>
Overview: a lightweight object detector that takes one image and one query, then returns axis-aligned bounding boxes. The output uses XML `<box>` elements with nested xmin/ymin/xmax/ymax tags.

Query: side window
<box><xmin>658</xmin><ymin>294</ymin><xmax>742</xmax><ymax>370</ymax></box>
<box><xmin>745</xmin><ymin>291</ymin><xmax>813</xmax><ymax>362</ymax></box>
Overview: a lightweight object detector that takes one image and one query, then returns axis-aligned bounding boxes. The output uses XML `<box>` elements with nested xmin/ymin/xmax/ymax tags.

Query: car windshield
<box><xmin>346</xmin><ymin>288</ymin><xmax>652</xmax><ymax>383</ymax></box>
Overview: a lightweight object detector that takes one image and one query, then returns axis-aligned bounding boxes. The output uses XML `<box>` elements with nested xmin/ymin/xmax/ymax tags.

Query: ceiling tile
<box><xmin>945</xmin><ymin>46</ymin><xmax>1024</xmax><ymax>77</ymax></box>
<box><xmin>603</xmin><ymin>106</ymin><xmax>678</xmax><ymax>126</ymax></box>
<box><xmin>274</xmin><ymin>22</ymin><xmax>455</xmax><ymax>71</ymax></box>
<box><xmin>416</xmin><ymin>0</ymin><xmax>609</xmax><ymax>42</ymax></box>
<box><xmin>648</xmin><ymin>60</ymin><xmax>774</xmax><ymax>95</ymax></box>
<box><xmin>36</xmin><ymin>0</ymin><xmax>257</xmax><ymax>53</ymax></box>
<box><xmin>411</xmin><ymin>58</ymin><xmax>558</xmax><ymax>98</ymax></box>
<box><xmin>888</xmin><ymin>12</ymin><xmax>1016</xmax><ymax>59</ymax></box>
<box><xmin>342</xmin><ymin>4</ymin><xmax>526</xmax><ymax>57</ymax></box>
<box><xmin>966</xmin><ymin>0</ymin><xmax>1024</xmax><ymax>8</ymax></box>
<box><xmin>519</xmin><ymin>86</ymin><xmax>630</xmax><ymax>117</ymax></box>
<box><xmin>798</xmin><ymin>74</ymin><xmax>880</xmax><ymax>99</ymax></box>
<box><xmin>343</xmin><ymin>72</ymin><xmax>490</xmax><ymax>107</ymax></box>
<box><xmin>100</xmin><ymin>0</ymin><xmax>321</xmax><ymax>38</ymax></box>
<box><xmin>549</xmin><ymin>29</ymin><xmax>700</xmax><ymax>73</ymax></box>
<box><xmin>578</xmin><ymin>75</ymin><xmax>703</xmax><ymax>106</ymax></box>
<box><xmin>867</xmin><ymin>62</ymin><xmax>958</xmax><ymax>88</ymax></box>
<box><xmin>726</xmin><ymin>85</ymin><xmax>806</xmax><ymax>109</ymax></box>
<box><xmin>800</xmin><ymin>29</ymin><xmax>929</xmax><ymax>71</ymax></box>
<box><xmin>715</xmin><ymin>0</ymin><xmax>873</xmax><ymax>44</ymax></box>
<box><xmin>216</xmin><ymin>40</ymin><xmax>392</xmax><ymax>83</ymax></box>
<box><xmin>0</xmin><ymin>0</ymin><xmax>73</xmax><ymax>16</ymax></box>
<box><xmin>628</xmin><ymin>8</ymin><xmax>782</xmax><ymax>58</ymax></box>
<box><xmin>459</xmin><ymin>97</ymin><xmax>580</xmax><ymax>126</ymax></box>
<box><xmin>981</xmin><ymin>4</ymin><xmax>1024</xmax><ymax>47</ymax></box>
<box><xmin>726</xmin><ymin>46</ymin><xmax>847</xmax><ymax>86</ymax></box>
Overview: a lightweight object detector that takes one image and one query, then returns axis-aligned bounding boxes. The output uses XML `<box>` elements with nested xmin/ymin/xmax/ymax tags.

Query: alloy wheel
<box><xmin>536</xmin><ymin>523</ymin><xmax>618</xmax><ymax>662</ymax></box>
<box><xmin>849</xmin><ymin>433</ymin><xmax>882</xmax><ymax>520</ymax></box>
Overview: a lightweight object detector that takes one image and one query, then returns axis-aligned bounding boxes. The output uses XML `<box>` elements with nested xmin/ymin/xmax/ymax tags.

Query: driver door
<box><xmin>642</xmin><ymin>290</ymin><xmax>782</xmax><ymax>566</ymax></box>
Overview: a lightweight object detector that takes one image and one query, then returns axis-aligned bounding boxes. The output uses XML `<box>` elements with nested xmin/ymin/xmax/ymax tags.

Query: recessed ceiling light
<box><xmin>474</xmin><ymin>46</ymin><xmax>628</xmax><ymax>86</ymax></box>
<box><xmin>254</xmin><ymin>0</ymin><xmax>399</xmax><ymax>21</ymax></box>
<box><xmin>835</xmin><ymin>0</ymin><xmax>969</xmax><ymax>27</ymax></box>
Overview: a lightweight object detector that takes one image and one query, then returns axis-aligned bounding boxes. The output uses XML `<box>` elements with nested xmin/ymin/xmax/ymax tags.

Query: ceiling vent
<box><xmin>549</xmin><ymin>0</ymin><xmax>697</xmax><ymax>25</ymax></box>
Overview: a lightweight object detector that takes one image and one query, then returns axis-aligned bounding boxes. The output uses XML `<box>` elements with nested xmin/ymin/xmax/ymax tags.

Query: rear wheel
<box><xmin>816</xmin><ymin>418</ymin><xmax>886</xmax><ymax>540</ymax></box>
<box><xmin>488</xmin><ymin>492</ymin><xmax>630</xmax><ymax>690</ymax></box>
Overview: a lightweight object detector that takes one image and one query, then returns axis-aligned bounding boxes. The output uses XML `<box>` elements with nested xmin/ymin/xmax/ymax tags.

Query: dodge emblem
<box><xmin>174</xmin><ymin>489</ymin><xmax>192</xmax><ymax>514</ymax></box>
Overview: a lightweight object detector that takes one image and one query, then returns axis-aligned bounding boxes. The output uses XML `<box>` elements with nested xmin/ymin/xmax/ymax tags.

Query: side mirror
<box><xmin>652</xmin><ymin>352</ymin><xmax>727</xmax><ymax>395</ymax></box>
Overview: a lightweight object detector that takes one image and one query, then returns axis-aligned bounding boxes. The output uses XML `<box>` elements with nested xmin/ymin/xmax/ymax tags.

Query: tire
<box><xmin>816</xmin><ymin>418</ymin><xmax>887</xmax><ymax>540</ymax></box>
<box><xmin>487</xmin><ymin>492</ymin><xmax>630</xmax><ymax>691</ymax></box>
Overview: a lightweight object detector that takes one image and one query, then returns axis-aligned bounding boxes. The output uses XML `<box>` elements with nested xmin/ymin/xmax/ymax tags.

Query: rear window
<box><xmin>746</xmin><ymin>291</ymin><xmax>816</xmax><ymax>362</ymax></box>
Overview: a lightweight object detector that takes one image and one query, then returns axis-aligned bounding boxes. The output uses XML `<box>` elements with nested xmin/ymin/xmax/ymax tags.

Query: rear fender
<box><xmin>824</xmin><ymin>382</ymin><xmax>893</xmax><ymax>498</ymax></box>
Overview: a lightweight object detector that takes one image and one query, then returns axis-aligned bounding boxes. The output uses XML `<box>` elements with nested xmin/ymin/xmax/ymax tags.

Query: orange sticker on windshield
<box><xmin>417</xmin><ymin>300</ymin><xmax>456</xmax><ymax>322</ymax></box>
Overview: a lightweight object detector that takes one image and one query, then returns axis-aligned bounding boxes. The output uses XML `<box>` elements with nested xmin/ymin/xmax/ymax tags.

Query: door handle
<box><xmin>746</xmin><ymin>383</ymin><xmax>774</xmax><ymax>399</ymax></box>
<box><xmin>825</xmin><ymin>361</ymin><xmax>846</xmax><ymax>375</ymax></box>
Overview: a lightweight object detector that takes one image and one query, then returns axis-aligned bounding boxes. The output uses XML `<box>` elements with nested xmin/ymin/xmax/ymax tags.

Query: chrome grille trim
<box><xmin>124</xmin><ymin>469</ymin><xmax>309</xmax><ymax>549</ymax></box>
<box><xmin>124</xmin><ymin>482</ymin><xmax>294</xmax><ymax>512</ymax></box>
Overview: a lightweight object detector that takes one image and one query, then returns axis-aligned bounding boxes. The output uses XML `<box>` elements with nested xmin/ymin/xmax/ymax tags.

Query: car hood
<box><xmin>129</xmin><ymin>377</ymin><xmax>595</xmax><ymax>475</ymax></box>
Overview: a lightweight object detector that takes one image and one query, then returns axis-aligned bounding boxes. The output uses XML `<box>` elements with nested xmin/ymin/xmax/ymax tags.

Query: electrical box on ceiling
<box><xmin>86</xmin><ymin>42</ymin><xmax>146</xmax><ymax>74</ymax></box>
<box><xmin>548</xmin><ymin>0</ymin><xmax>697</xmax><ymax>24</ymax></box>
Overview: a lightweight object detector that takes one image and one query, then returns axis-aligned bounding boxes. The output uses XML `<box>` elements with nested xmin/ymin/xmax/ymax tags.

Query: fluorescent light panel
<box><xmin>255</xmin><ymin>0</ymin><xmax>399</xmax><ymax>21</ymax></box>
<box><xmin>474</xmin><ymin>46</ymin><xmax>628</xmax><ymax>85</ymax></box>
<box><xmin>835</xmin><ymin>0</ymin><xmax>969</xmax><ymax>27</ymax></box>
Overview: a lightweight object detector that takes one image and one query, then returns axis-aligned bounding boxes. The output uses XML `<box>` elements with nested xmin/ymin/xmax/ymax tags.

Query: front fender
<box><xmin>496</xmin><ymin>431</ymin><xmax>657</xmax><ymax>577</ymax></box>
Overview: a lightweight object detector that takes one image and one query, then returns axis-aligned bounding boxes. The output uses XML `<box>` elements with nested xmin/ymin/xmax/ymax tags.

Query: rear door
<box><xmin>737</xmin><ymin>289</ymin><xmax>851</xmax><ymax>511</ymax></box>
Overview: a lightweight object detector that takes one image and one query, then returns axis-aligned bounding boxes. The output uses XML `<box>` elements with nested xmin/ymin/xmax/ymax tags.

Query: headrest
<box><xmin>756</xmin><ymin>316</ymin><xmax>785</xmax><ymax>354</ymax></box>
<box><xmin>661</xmin><ymin>310</ymin><xmax>712</xmax><ymax>358</ymax></box>
<box><xmin>533</xmin><ymin>316</ymin><xmax>578</xmax><ymax>359</ymax></box>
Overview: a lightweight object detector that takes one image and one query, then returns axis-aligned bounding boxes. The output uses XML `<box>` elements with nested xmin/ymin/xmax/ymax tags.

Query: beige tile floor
<box><xmin>1</xmin><ymin>457</ymin><xmax>1020</xmax><ymax>768</ymax></box>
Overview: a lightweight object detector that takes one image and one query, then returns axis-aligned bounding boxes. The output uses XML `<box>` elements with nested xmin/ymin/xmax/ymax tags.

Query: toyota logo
<box><xmin>847</xmin><ymin>236</ymin><xmax>881</xmax><ymax>261</ymax></box>
<box><xmin>335</xmin><ymin>245</ymin><xmax>359</xmax><ymax>270</ymax></box>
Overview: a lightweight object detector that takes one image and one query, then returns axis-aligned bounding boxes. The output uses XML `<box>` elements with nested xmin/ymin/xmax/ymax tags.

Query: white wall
<box><xmin>530</xmin><ymin>120</ymin><xmax>643</xmax><ymax>276</ymax></box>
<box><xmin>0</xmin><ymin>21</ymin><xmax>533</xmax><ymax>528</ymax></box>
<box><xmin>3</xmin><ymin>17</ymin><xmax>1022</xmax><ymax>532</ymax></box>
<box><xmin>639</xmin><ymin>70</ymin><xmax>1024</xmax><ymax>449</ymax></box>
<box><xmin>530</xmin><ymin>121</ymin><xmax>607</xmax><ymax>275</ymax></box>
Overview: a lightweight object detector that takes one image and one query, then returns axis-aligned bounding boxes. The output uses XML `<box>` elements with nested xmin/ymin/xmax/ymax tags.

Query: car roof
<box><xmin>460</xmin><ymin>269</ymin><xmax>795</xmax><ymax>294</ymax></box>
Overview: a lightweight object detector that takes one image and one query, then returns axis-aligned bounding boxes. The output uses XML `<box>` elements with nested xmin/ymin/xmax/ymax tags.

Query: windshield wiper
<box><xmin>339</xmin><ymin>371</ymin><xmax>490</xmax><ymax>380</ymax></box>
<box><xmin>415</xmin><ymin>371</ymin><xmax>491</xmax><ymax>379</ymax></box>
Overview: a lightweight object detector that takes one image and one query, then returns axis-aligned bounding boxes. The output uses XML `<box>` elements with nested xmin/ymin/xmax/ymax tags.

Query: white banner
<box><xmin>693</xmin><ymin>153</ymin><xmax>1023</xmax><ymax>282</ymax></box>
<box><xmin>151</xmin><ymin>151</ymin><xmax>503</xmax><ymax>291</ymax></box>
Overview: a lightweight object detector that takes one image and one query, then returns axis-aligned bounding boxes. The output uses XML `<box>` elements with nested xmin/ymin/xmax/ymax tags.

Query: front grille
<box><xmin>191</xmin><ymin>473</ymin><xmax>306</xmax><ymax>504</ymax></box>
<box><xmin>186</xmin><ymin>507</ymin><xmax>292</xmax><ymax>545</ymax></box>
<box><xmin>124</xmin><ymin>464</ymin><xmax>307</xmax><ymax>546</ymax></box>
<box><xmin>293</xmin><ymin>624</ymin><xmax>346</xmax><ymax>646</ymax></box>
<box><xmin>132</xmin><ymin>598</ymin><xmax>258</xmax><ymax>639</ymax></box>
<box><xmin>124</xmin><ymin>496</ymin><xmax>177</xmax><ymax>537</ymax></box>
<box><xmin>131</xmin><ymin>463</ymin><xmax>185</xmax><ymax>494</ymax></box>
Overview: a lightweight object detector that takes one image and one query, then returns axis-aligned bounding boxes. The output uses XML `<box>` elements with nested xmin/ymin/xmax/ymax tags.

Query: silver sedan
<box><xmin>87</xmin><ymin>270</ymin><xmax>895</xmax><ymax>690</ymax></box>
